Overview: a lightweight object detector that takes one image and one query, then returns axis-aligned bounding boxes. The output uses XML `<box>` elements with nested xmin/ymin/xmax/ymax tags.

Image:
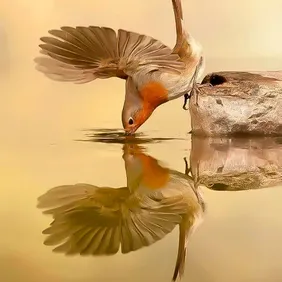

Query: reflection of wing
<box><xmin>120</xmin><ymin>203</ymin><xmax>182</xmax><ymax>254</ymax></box>
<box><xmin>37</xmin><ymin>183</ymin><xmax>188</xmax><ymax>255</ymax></box>
<box><xmin>38</xmin><ymin>184</ymin><xmax>129</xmax><ymax>255</ymax></box>
<box><xmin>121</xmin><ymin>178</ymin><xmax>193</xmax><ymax>254</ymax></box>
<box><xmin>122</xmin><ymin>157</ymin><xmax>195</xmax><ymax>253</ymax></box>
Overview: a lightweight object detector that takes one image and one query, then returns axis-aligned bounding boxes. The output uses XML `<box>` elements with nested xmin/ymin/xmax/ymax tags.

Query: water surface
<box><xmin>1</xmin><ymin>125</ymin><xmax>282</xmax><ymax>282</ymax></box>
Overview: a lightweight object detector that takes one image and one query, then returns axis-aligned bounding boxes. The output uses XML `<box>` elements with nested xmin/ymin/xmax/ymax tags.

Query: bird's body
<box><xmin>35</xmin><ymin>0</ymin><xmax>204</xmax><ymax>134</ymax></box>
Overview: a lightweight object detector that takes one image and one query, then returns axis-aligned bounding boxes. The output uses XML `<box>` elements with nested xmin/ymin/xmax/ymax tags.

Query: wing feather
<box><xmin>35</xmin><ymin>26</ymin><xmax>185</xmax><ymax>83</ymax></box>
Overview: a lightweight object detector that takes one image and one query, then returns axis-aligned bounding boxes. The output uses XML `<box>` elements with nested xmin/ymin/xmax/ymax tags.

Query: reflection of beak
<box><xmin>125</xmin><ymin>129</ymin><xmax>134</xmax><ymax>135</ymax></box>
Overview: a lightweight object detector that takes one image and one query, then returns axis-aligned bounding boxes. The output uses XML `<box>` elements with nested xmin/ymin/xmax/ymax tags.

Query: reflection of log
<box><xmin>190</xmin><ymin>137</ymin><xmax>282</xmax><ymax>191</ymax></box>
<box><xmin>190</xmin><ymin>71</ymin><xmax>282</xmax><ymax>136</ymax></box>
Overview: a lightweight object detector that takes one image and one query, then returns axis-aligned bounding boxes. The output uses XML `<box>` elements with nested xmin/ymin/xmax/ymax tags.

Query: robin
<box><xmin>35</xmin><ymin>0</ymin><xmax>205</xmax><ymax>134</ymax></box>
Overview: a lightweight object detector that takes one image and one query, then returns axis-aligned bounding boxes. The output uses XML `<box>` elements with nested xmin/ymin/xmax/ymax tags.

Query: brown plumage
<box><xmin>35</xmin><ymin>0</ymin><xmax>204</xmax><ymax>134</ymax></box>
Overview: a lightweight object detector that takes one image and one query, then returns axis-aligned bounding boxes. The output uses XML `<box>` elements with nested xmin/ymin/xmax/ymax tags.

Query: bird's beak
<box><xmin>124</xmin><ymin>125</ymin><xmax>140</xmax><ymax>135</ymax></box>
<box><xmin>125</xmin><ymin>128</ymin><xmax>136</xmax><ymax>135</ymax></box>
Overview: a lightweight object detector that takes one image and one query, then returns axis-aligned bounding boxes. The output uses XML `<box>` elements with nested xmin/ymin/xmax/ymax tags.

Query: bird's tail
<box><xmin>171</xmin><ymin>0</ymin><xmax>202</xmax><ymax>67</ymax></box>
<box><xmin>171</xmin><ymin>0</ymin><xmax>185</xmax><ymax>54</ymax></box>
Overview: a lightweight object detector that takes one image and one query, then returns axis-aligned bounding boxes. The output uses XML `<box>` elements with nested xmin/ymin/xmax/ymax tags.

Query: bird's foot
<box><xmin>182</xmin><ymin>93</ymin><xmax>191</xmax><ymax>110</ymax></box>
<box><xmin>190</xmin><ymin>82</ymin><xmax>213</xmax><ymax>106</ymax></box>
<box><xmin>184</xmin><ymin>157</ymin><xmax>191</xmax><ymax>176</ymax></box>
<box><xmin>182</xmin><ymin>83</ymin><xmax>213</xmax><ymax>110</ymax></box>
<box><xmin>197</xmin><ymin>82</ymin><xmax>213</xmax><ymax>90</ymax></box>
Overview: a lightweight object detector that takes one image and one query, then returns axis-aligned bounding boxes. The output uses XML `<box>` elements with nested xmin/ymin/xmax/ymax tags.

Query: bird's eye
<box><xmin>128</xmin><ymin>117</ymin><xmax>134</xmax><ymax>125</ymax></box>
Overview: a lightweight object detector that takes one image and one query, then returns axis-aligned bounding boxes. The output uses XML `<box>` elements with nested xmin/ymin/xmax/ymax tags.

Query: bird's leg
<box><xmin>182</xmin><ymin>62</ymin><xmax>201</xmax><ymax>109</ymax></box>
<box><xmin>191</xmin><ymin>82</ymin><xmax>213</xmax><ymax>106</ymax></box>
<box><xmin>183</xmin><ymin>157</ymin><xmax>191</xmax><ymax>175</ymax></box>
<box><xmin>182</xmin><ymin>93</ymin><xmax>190</xmax><ymax>110</ymax></box>
<box><xmin>186</xmin><ymin>56</ymin><xmax>213</xmax><ymax>107</ymax></box>
<box><xmin>182</xmin><ymin>57</ymin><xmax>213</xmax><ymax>109</ymax></box>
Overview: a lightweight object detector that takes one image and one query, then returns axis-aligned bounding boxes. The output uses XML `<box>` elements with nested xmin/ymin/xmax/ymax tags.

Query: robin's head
<box><xmin>122</xmin><ymin>79</ymin><xmax>168</xmax><ymax>135</ymax></box>
<box><xmin>122</xmin><ymin>102</ymin><xmax>153</xmax><ymax>135</ymax></box>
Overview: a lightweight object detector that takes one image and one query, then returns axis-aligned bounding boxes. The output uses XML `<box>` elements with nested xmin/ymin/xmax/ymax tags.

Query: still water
<box><xmin>1</xmin><ymin>122</ymin><xmax>282</xmax><ymax>282</ymax></box>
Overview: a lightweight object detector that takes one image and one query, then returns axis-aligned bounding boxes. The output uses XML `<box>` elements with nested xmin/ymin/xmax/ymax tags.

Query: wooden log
<box><xmin>189</xmin><ymin>71</ymin><xmax>282</xmax><ymax>136</ymax></box>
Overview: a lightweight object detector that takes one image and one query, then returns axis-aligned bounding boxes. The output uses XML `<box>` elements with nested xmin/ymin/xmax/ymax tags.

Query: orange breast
<box><xmin>140</xmin><ymin>81</ymin><xmax>169</xmax><ymax>108</ymax></box>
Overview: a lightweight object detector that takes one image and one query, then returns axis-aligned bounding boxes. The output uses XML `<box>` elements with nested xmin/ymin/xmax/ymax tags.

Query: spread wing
<box><xmin>35</xmin><ymin>26</ymin><xmax>186</xmax><ymax>83</ymax></box>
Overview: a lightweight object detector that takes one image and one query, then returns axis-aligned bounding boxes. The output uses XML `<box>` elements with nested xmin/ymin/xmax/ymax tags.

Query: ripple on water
<box><xmin>76</xmin><ymin>128</ymin><xmax>186</xmax><ymax>145</ymax></box>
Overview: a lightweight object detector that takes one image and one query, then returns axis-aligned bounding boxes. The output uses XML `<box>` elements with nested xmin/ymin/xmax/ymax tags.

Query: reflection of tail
<box><xmin>172</xmin><ymin>210</ymin><xmax>204</xmax><ymax>281</ymax></box>
<box><xmin>172</xmin><ymin>221</ymin><xmax>188</xmax><ymax>281</ymax></box>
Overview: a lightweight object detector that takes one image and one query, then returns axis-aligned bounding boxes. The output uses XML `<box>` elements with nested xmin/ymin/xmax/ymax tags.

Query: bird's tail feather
<box><xmin>171</xmin><ymin>0</ymin><xmax>203</xmax><ymax>67</ymax></box>
<box><xmin>172</xmin><ymin>0</ymin><xmax>185</xmax><ymax>54</ymax></box>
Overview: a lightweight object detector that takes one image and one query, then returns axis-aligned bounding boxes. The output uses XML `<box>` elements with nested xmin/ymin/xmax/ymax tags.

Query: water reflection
<box><xmin>37</xmin><ymin>133</ymin><xmax>282</xmax><ymax>281</ymax></box>
<box><xmin>37</xmin><ymin>140</ymin><xmax>205</xmax><ymax>281</ymax></box>
<box><xmin>190</xmin><ymin>136</ymin><xmax>282</xmax><ymax>191</ymax></box>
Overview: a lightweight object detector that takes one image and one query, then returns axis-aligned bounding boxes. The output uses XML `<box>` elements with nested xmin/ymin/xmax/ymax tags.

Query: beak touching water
<box><xmin>124</xmin><ymin>124</ymin><xmax>140</xmax><ymax>135</ymax></box>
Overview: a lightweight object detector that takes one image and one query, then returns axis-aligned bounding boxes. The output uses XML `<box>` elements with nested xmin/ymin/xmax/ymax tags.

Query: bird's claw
<box><xmin>183</xmin><ymin>157</ymin><xmax>191</xmax><ymax>175</ymax></box>
<box><xmin>190</xmin><ymin>82</ymin><xmax>213</xmax><ymax>107</ymax></box>
<box><xmin>182</xmin><ymin>93</ymin><xmax>190</xmax><ymax>110</ymax></box>
<box><xmin>181</xmin><ymin>81</ymin><xmax>213</xmax><ymax>110</ymax></box>
<box><xmin>190</xmin><ymin>83</ymin><xmax>200</xmax><ymax>107</ymax></box>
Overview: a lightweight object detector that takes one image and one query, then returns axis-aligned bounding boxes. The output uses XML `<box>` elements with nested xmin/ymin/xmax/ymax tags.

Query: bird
<box><xmin>37</xmin><ymin>142</ymin><xmax>205</xmax><ymax>281</ymax></box>
<box><xmin>35</xmin><ymin>0</ymin><xmax>205</xmax><ymax>134</ymax></box>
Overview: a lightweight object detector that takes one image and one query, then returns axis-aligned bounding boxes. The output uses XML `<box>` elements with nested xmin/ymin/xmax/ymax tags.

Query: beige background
<box><xmin>1</xmin><ymin>1</ymin><xmax>282</xmax><ymax>282</ymax></box>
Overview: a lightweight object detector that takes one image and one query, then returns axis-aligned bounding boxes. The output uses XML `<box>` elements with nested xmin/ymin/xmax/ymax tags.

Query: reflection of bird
<box><xmin>37</xmin><ymin>143</ymin><xmax>205</xmax><ymax>281</ymax></box>
<box><xmin>35</xmin><ymin>0</ymin><xmax>204</xmax><ymax>134</ymax></box>
<box><xmin>124</xmin><ymin>144</ymin><xmax>205</xmax><ymax>281</ymax></box>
